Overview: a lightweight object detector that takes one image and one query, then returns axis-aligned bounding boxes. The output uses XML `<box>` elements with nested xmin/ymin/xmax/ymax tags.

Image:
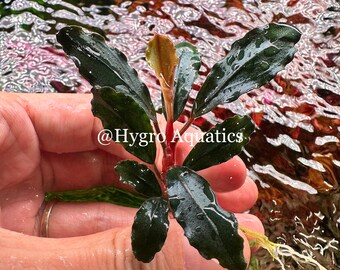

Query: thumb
<box><xmin>0</xmin><ymin>223</ymin><xmax>252</xmax><ymax>270</ymax></box>
<box><xmin>0</xmin><ymin>226</ymin><xmax>184</xmax><ymax>270</ymax></box>
<box><xmin>35</xmin><ymin>202</ymin><xmax>252</xmax><ymax>270</ymax></box>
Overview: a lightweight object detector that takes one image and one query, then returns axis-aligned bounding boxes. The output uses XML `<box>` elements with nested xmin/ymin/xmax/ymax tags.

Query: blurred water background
<box><xmin>0</xmin><ymin>0</ymin><xmax>339</xmax><ymax>269</ymax></box>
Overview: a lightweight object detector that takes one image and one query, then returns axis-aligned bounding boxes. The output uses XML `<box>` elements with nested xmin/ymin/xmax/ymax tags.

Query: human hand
<box><xmin>0</xmin><ymin>92</ymin><xmax>263</xmax><ymax>270</ymax></box>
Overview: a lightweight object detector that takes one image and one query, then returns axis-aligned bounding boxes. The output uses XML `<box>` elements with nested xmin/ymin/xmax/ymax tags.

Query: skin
<box><xmin>0</xmin><ymin>92</ymin><xmax>264</xmax><ymax>270</ymax></box>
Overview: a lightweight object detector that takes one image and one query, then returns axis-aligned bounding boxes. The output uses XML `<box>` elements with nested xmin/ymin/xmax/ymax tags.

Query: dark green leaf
<box><xmin>184</xmin><ymin>115</ymin><xmax>254</xmax><ymax>171</ymax></box>
<box><xmin>132</xmin><ymin>197</ymin><xmax>169</xmax><ymax>262</ymax></box>
<box><xmin>193</xmin><ymin>23</ymin><xmax>301</xmax><ymax>117</ymax></box>
<box><xmin>173</xmin><ymin>42</ymin><xmax>201</xmax><ymax>120</ymax></box>
<box><xmin>115</xmin><ymin>160</ymin><xmax>162</xmax><ymax>197</ymax></box>
<box><xmin>167</xmin><ymin>167</ymin><xmax>246</xmax><ymax>270</ymax></box>
<box><xmin>45</xmin><ymin>186</ymin><xmax>146</xmax><ymax>208</ymax></box>
<box><xmin>91</xmin><ymin>86</ymin><xmax>156</xmax><ymax>164</ymax></box>
<box><xmin>56</xmin><ymin>26</ymin><xmax>156</xmax><ymax>121</ymax></box>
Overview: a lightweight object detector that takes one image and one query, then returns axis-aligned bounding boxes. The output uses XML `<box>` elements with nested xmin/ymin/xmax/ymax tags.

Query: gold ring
<box><xmin>40</xmin><ymin>200</ymin><xmax>57</xmax><ymax>238</ymax></box>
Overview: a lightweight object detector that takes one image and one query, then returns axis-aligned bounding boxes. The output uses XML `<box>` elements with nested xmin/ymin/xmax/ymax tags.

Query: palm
<box><xmin>0</xmin><ymin>93</ymin><xmax>131</xmax><ymax>236</ymax></box>
<box><xmin>0</xmin><ymin>95</ymin><xmax>43</xmax><ymax>234</ymax></box>
<box><xmin>0</xmin><ymin>93</ymin><xmax>261</xmax><ymax>265</ymax></box>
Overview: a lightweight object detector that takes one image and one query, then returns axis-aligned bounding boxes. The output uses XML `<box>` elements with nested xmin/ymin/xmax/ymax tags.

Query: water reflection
<box><xmin>0</xmin><ymin>0</ymin><xmax>339</xmax><ymax>268</ymax></box>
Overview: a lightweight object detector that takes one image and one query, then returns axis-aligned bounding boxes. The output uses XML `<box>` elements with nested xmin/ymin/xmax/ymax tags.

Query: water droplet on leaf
<box><xmin>260</xmin><ymin>61</ymin><xmax>269</xmax><ymax>70</ymax></box>
<box><xmin>86</xmin><ymin>46</ymin><xmax>101</xmax><ymax>57</ymax></box>
<box><xmin>196</xmin><ymin>213</ymin><xmax>204</xmax><ymax>220</ymax></box>
<box><xmin>180</xmin><ymin>171</ymin><xmax>189</xmax><ymax>177</ymax></box>
<box><xmin>70</xmin><ymin>56</ymin><xmax>81</xmax><ymax>67</ymax></box>
<box><xmin>232</xmin><ymin>64</ymin><xmax>240</xmax><ymax>70</ymax></box>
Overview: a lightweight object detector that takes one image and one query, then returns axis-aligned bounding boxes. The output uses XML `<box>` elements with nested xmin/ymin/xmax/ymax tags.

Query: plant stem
<box><xmin>153</xmin><ymin>163</ymin><xmax>163</xmax><ymax>181</ymax></box>
<box><xmin>152</xmin><ymin>163</ymin><xmax>166</xmax><ymax>197</ymax></box>
<box><xmin>161</xmin><ymin>114</ymin><xmax>195</xmax><ymax>175</ymax></box>
<box><xmin>153</xmin><ymin>120</ymin><xmax>166</xmax><ymax>153</ymax></box>
<box><xmin>179</xmin><ymin>114</ymin><xmax>195</xmax><ymax>136</ymax></box>
<box><xmin>162</xmin><ymin>119</ymin><xmax>176</xmax><ymax>174</ymax></box>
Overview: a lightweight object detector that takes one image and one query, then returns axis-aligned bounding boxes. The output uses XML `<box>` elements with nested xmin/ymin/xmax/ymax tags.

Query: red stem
<box><xmin>162</xmin><ymin>119</ymin><xmax>175</xmax><ymax>174</ymax></box>
<box><xmin>160</xmin><ymin>112</ymin><xmax>195</xmax><ymax>199</ymax></box>
<box><xmin>152</xmin><ymin>164</ymin><xmax>167</xmax><ymax>197</ymax></box>
<box><xmin>179</xmin><ymin>115</ymin><xmax>194</xmax><ymax>136</ymax></box>
<box><xmin>153</xmin><ymin>120</ymin><xmax>166</xmax><ymax>152</ymax></box>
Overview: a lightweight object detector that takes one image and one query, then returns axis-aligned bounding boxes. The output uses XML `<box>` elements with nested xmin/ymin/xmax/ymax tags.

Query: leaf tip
<box><xmin>146</xmin><ymin>34</ymin><xmax>179</xmax><ymax>75</ymax></box>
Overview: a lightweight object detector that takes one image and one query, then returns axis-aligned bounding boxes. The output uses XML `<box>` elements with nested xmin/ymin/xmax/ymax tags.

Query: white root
<box><xmin>275</xmin><ymin>244</ymin><xmax>327</xmax><ymax>270</ymax></box>
<box><xmin>240</xmin><ymin>226</ymin><xmax>327</xmax><ymax>270</ymax></box>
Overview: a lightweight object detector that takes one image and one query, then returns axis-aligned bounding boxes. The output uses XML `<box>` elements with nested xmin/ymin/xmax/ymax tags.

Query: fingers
<box><xmin>11</xmin><ymin>219</ymin><xmax>256</xmax><ymax>270</ymax></box>
<box><xmin>37</xmin><ymin>114</ymin><xmax>248</xmax><ymax>195</ymax></box>
<box><xmin>215</xmin><ymin>177</ymin><xmax>258</xmax><ymax>213</ymax></box>
<box><xmin>175</xmin><ymin>138</ymin><xmax>247</xmax><ymax>192</ymax></box>
<box><xmin>46</xmin><ymin>202</ymin><xmax>136</xmax><ymax>238</ymax></box>
<box><xmin>235</xmin><ymin>213</ymin><xmax>265</xmax><ymax>252</ymax></box>
<box><xmin>43</xmin><ymin>174</ymin><xmax>260</xmax><ymax>236</ymax></box>
<box><xmin>199</xmin><ymin>156</ymin><xmax>247</xmax><ymax>192</ymax></box>
<box><xmin>6</xmin><ymin>93</ymin><xmax>131</xmax><ymax>160</ymax></box>
<box><xmin>235</xmin><ymin>213</ymin><xmax>265</xmax><ymax>236</ymax></box>
<box><xmin>1</xmin><ymin>225</ymin><xmax>185</xmax><ymax>269</ymax></box>
<box><xmin>0</xmin><ymin>227</ymin><xmax>182</xmax><ymax>270</ymax></box>
<box><xmin>18</xmin><ymin>93</ymin><xmax>97</xmax><ymax>153</ymax></box>
<box><xmin>0</xmin><ymin>93</ymin><xmax>40</xmax><ymax>188</ymax></box>
<box><xmin>6</xmin><ymin>92</ymin><xmax>248</xmax><ymax>194</ymax></box>
<box><xmin>158</xmin><ymin>116</ymin><xmax>248</xmax><ymax>193</ymax></box>
<box><xmin>41</xmin><ymin>149</ymin><xmax>248</xmax><ymax>194</ymax></box>
<box><xmin>42</xmin><ymin>202</ymin><xmax>263</xmax><ymax>269</ymax></box>
<box><xmin>41</xmin><ymin>150</ymin><xmax>126</xmax><ymax>192</ymax></box>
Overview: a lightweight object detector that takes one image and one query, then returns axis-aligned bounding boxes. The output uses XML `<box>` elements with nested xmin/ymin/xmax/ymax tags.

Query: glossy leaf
<box><xmin>56</xmin><ymin>26</ymin><xmax>156</xmax><ymax>121</ymax></box>
<box><xmin>193</xmin><ymin>23</ymin><xmax>301</xmax><ymax>117</ymax></box>
<box><xmin>132</xmin><ymin>197</ymin><xmax>169</xmax><ymax>262</ymax></box>
<box><xmin>167</xmin><ymin>167</ymin><xmax>246</xmax><ymax>270</ymax></box>
<box><xmin>184</xmin><ymin>115</ymin><xmax>254</xmax><ymax>171</ymax></box>
<box><xmin>91</xmin><ymin>86</ymin><xmax>156</xmax><ymax>164</ymax></box>
<box><xmin>173</xmin><ymin>42</ymin><xmax>201</xmax><ymax>120</ymax></box>
<box><xmin>115</xmin><ymin>160</ymin><xmax>162</xmax><ymax>197</ymax></box>
<box><xmin>146</xmin><ymin>34</ymin><xmax>178</xmax><ymax>120</ymax></box>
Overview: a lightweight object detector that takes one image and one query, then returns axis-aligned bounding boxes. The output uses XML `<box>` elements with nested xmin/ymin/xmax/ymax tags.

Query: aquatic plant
<box><xmin>54</xmin><ymin>23</ymin><xmax>301</xmax><ymax>269</ymax></box>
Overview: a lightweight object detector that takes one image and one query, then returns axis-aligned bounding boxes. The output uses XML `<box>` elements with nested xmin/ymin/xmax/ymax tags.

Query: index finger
<box><xmin>12</xmin><ymin>92</ymin><xmax>247</xmax><ymax>193</ymax></box>
<box><xmin>9</xmin><ymin>92</ymin><xmax>131</xmax><ymax>159</ymax></box>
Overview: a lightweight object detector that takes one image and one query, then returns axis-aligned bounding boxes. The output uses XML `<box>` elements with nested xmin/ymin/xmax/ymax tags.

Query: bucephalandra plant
<box><xmin>52</xmin><ymin>23</ymin><xmax>303</xmax><ymax>269</ymax></box>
